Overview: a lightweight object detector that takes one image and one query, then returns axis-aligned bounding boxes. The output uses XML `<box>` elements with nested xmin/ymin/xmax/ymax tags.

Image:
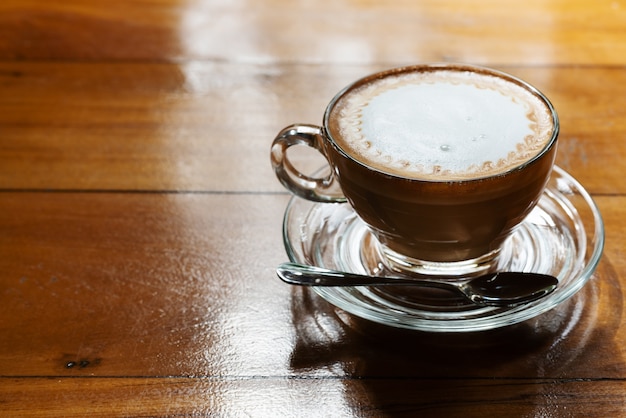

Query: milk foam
<box><xmin>332</xmin><ymin>69</ymin><xmax>554</xmax><ymax>180</ymax></box>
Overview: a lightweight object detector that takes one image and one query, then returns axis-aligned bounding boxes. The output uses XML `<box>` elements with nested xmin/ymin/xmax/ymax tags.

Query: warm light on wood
<box><xmin>0</xmin><ymin>0</ymin><xmax>624</xmax><ymax>416</ymax></box>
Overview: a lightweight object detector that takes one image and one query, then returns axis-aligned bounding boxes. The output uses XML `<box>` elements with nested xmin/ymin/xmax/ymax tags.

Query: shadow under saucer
<box><xmin>288</xmin><ymin>258</ymin><xmax>620</xmax><ymax>378</ymax></box>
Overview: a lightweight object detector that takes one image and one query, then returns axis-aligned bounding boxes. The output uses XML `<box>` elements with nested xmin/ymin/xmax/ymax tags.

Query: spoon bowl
<box><xmin>276</xmin><ymin>262</ymin><xmax>559</xmax><ymax>308</ymax></box>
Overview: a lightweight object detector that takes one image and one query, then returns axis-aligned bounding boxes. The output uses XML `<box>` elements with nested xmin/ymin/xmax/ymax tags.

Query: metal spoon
<box><xmin>276</xmin><ymin>262</ymin><xmax>558</xmax><ymax>308</ymax></box>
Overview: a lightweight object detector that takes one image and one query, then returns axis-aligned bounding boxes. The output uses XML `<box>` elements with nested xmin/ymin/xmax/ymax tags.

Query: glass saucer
<box><xmin>282</xmin><ymin>166</ymin><xmax>605</xmax><ymax>332</ymax></box>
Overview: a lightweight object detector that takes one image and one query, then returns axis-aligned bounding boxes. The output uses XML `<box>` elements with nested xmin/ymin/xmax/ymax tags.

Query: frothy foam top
<box><xmin>330</xmin><ymin>69</ymin><xmax>555</xmax><ymax>180</ymax></box>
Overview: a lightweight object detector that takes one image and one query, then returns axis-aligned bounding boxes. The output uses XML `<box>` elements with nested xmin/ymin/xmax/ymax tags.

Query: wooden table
<box><xmin>1</xmin><ymin>1</ymin><xmax>625</xmax><ymax>416</ymax></box>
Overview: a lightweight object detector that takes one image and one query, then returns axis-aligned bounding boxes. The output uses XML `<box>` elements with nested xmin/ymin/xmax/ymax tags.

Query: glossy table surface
<box><xmin>1</xmin><ymin>1</ymin><xmax>626</xmax><ymax>416</ymax></box>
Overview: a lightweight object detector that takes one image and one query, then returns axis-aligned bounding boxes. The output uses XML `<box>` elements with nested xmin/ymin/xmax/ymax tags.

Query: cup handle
<box><xmin>271</xmin><ymin>124</ymin><xmax>346</xmax><ymax>203</ymax></box>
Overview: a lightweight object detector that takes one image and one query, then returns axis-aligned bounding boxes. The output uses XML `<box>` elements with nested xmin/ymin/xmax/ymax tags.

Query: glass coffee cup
<box><xmin>271</xmin><ymin>64</ymin><xmax>559</xmax><ymax>276</ymax></box>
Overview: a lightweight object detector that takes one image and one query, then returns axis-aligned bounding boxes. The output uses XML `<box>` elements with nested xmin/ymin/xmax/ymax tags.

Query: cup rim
<box><xmin>322</xmin><ymin>63</ymin><xmax>560</xmax><ymax>183</ymax></box>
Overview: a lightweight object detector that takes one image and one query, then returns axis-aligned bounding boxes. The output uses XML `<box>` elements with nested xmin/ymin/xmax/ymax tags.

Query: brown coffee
<box><xmin>272</xmin><ymin>64</ymin><xmax>558</xmax><ymax>268</ymax></box>
<box><xmin>321</xmin><ymin>65</ymin><xmax>558</xmax><ymax>264</ymax></box>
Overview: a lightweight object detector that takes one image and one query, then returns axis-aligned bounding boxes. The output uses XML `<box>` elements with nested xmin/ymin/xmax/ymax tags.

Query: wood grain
<box><xmin>0</xmin><ymin>194</ymin><xmax>623</xmax><ymax>379</ymax></box>
<box><xmin>2</xmin><ymin>0</ymin><xmax>626</xmax><ymax>65</ymax></box>
<box><xmin>1</xmin><ymin>377</ymin><xmax>625</xmax><ymax>417</ymax></box>
<box><xmin>1</xmin><ymin>0</ymin><xmax>625</xmax><ymax>415</ymax></box>
<box><xmin>0</xmin><ymin>63</ymin><xmax>624</xmax><ymax>194</ymax></box>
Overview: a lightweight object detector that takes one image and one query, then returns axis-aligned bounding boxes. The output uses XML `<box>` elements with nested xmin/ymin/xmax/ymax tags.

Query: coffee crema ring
<box><xmin>332</xmin><ymin>69</ymin><xmax>554</xmax><ymax>180</ymax></box>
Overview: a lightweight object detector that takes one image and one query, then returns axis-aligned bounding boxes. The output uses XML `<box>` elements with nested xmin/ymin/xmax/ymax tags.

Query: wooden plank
<box><xmin>0</xmin><ymin>193</ymin><xmax>622</xmax><ymax>379</ymax></box>
<box><xmin>0</xmin><ymin>193</ymin><xmax>292</xmax><ymax>377</ymax></box>
<box><xmin>1</xmin><ymin>1</ymin><xmax>624</xmax><ymax>416</ymax></box>
<box><xmin>0</xmin><ymin>63</ymin><xmax>623</xmax><ymax>194</ymax></box>
<box><xmin>0</xmin><ymin>376</ymin><xmax>624</xmax><ymax>417</ymax></box>
<box><xmin>1</xmin><ymin>0</ymin><xmax>626</xmax><ymax>65</ymax></box>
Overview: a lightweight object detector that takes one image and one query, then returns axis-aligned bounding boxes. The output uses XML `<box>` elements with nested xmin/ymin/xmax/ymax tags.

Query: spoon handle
<box><xmin>276</xmin><ymin>262</ymin><xmax>453</xmax><ymax>287</ymax></box>
<box><xmin>277</xmin><ymin>262</ymin><xmax>559</xmax><ymax>308</ymax></box>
